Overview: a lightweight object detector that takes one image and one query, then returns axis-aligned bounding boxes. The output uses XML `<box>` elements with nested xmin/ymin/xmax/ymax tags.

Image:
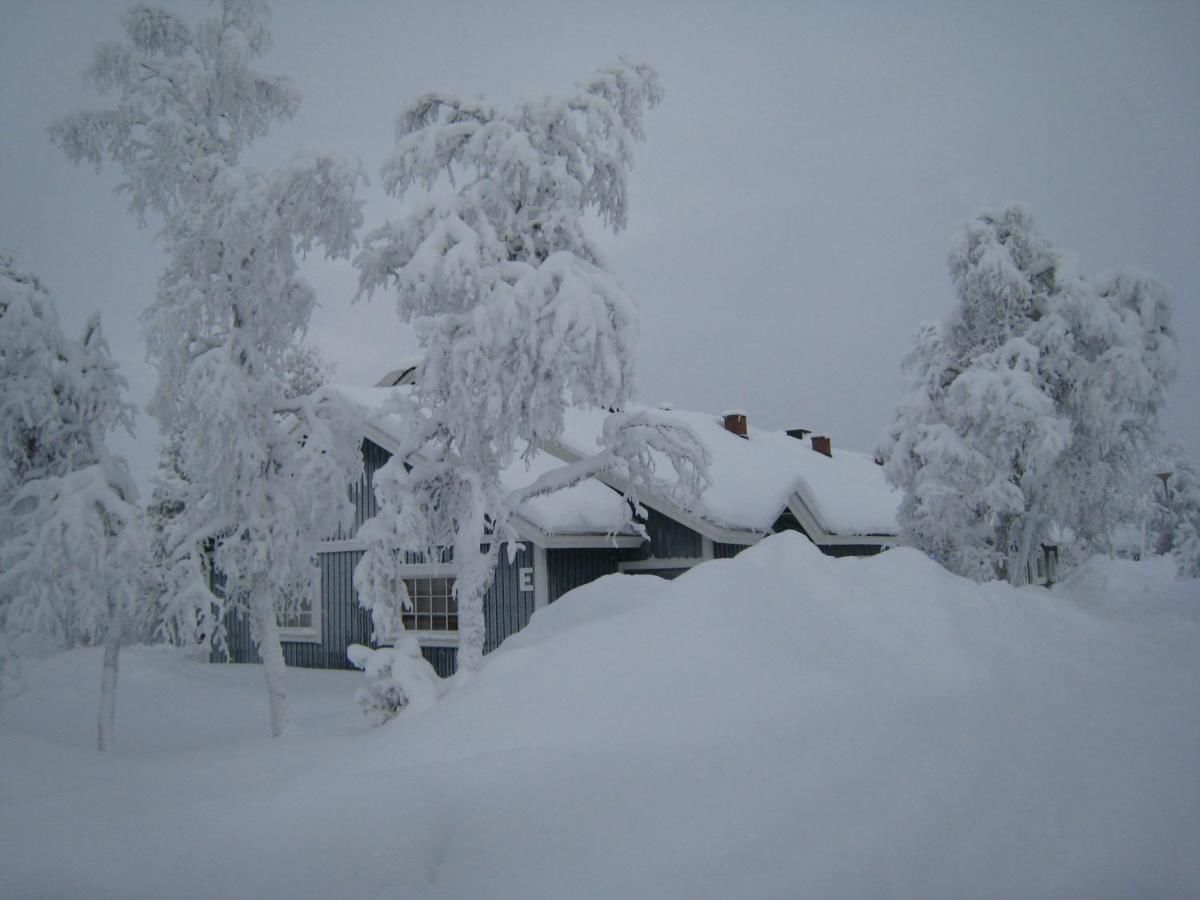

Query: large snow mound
<box><xmin>2</xmin><ymin>535</ymin><xmax>1198</xmax><ymax>898</ymax></box>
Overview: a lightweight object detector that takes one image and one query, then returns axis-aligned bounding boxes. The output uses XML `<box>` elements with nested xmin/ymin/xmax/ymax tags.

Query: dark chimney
<box><xmin>810</xmin><ymin>435</ymin><xmax>832</xmax><ymax>457</ymax></box>
<box><xmin>786</xmin><ymin>427</ymin><xmax>812</xmax><ymax>441</ymax></box>
<box><xmin>722</xmin><ymin>411</ymin><xmax>748</xmax><ymax>439</ymax></box>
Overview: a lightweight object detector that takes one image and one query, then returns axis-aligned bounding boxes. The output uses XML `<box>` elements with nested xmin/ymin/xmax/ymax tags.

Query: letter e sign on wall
<box><xmin>519</xmin><ymin>567</ymin><xmax>534</xmax><ymax>592</ymax></box>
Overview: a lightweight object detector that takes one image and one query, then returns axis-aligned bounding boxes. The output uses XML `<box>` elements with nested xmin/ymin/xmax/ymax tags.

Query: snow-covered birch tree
<box><xmin>51</xmin><ymin>1</ymin><xmax>365</xmax><ymax>736</ymax></box>
<box><xmin>879</xmin><ymin>204</ymin><xmax>1177</xmax><ymax>583</ymax></box>
<box><xmin>0</xmin><ymin>259</ymin><xmax>142</xmax><ymax>750</ymax></box>
<box><xmin>355</xmin><ymin>60</ymin><xmax>708</xmax><ymax>672</ymax></box>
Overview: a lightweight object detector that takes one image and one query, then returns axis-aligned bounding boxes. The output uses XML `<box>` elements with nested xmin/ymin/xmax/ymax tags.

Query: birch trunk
<box><xmin>448</xmin><ymin>476</ymin><xmax>498</xmax><ymax>674</ymax></box>
<box><xmin>97</xmin><ymin>605</ymin><xmax>123</xmax><ymax>752</ymax></box>
<box><xmin>453</xmin><ymin>522</ymin><xmax>493</xmax><ymax>674</ymax></box>
<box><xmin>250</xmin><ymin>585</ymin><xmax>293</xmax><ymax>737</ymax></box>
<box><xmin>1011</xmin><ymin>505</ymin><xmax>1043</xmax><ymax>587</ymax></box>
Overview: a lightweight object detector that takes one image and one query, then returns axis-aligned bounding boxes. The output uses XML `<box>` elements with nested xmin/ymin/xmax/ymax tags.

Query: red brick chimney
<box><xmin>810</xmin><ymin>435</ymin><xmax>832</xmax><ymax>457</ymax></box>
<box><xmin>722</xmin><ymin>410</ymin><xmax>748</xmax><ymax>439</ymax></box>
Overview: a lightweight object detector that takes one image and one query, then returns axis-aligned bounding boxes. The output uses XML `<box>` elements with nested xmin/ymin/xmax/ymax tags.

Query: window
<box><xmin>278</xmin><ymin>603</ymin><xmax>314</xmax><ymax>632</ymax></box>
<box><xmin>278</xmin><ymin>584</ymin><xmax>320</xmax><ymax>643</ymax></box>
<box><xmin>400</xmin><ymin>576</ymin><xmax>458</xmax><ymax>632</ymax></box>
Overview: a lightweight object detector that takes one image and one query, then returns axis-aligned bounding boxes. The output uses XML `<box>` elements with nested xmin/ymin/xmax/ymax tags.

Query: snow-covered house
<box><xmin>215</xmin><ymin>383</ymin><xmax>900</xmax><ymax>676</ymax></box>
<box><xmin>548</xmin><ymin>406</ymin><xmax>901</xmax><ymax>577</ymax></box>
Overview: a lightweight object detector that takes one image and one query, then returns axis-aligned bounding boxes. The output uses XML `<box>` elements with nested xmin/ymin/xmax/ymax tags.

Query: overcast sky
<box><xmin>2</xmin><ymin>0</ymin><xmax>1198</xmax><ymax>493</ymax></box>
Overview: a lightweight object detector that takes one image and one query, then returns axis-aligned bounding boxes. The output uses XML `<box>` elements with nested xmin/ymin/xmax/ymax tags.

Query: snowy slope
<box><xmin>2</xmin><ymin>539</ymin><xmax>1198</xmax><ymax>898</ymax></box>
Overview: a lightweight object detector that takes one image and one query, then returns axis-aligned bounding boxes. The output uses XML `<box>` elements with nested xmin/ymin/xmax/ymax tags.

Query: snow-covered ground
<box><xmin>2</xmin><ymin>533</ymin><xmax>1197</xmax><ymax>899</ymax></box>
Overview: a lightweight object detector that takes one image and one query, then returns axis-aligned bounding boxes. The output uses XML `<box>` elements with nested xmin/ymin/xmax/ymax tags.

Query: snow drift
<box><xmin>2</xmin><ymin>533</ymin><xmax>1197</xmax><ymax>898</ymax></box>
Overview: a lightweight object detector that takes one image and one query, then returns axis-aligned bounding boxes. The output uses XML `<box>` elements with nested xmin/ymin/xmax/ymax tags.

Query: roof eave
<box><xmin>541</xmin><ymin>439</ymin><xmax>768</xmax><ymax>547</ymax></box>
<box><xmin>509</xmin><ymin>513</ymin><xmax>645</xmax><ymax>549</ymax></box>
<box><xmin>785</xmin><ymin>494</ymin><xmax>897</xmax><ymax>547</ymax></box>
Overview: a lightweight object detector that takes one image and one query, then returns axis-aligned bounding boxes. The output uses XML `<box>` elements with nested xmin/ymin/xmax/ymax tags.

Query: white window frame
<box><xmin>375</xmin><ymin>563</ymin><xmax>460</xmax><ymax>647</ymax></box>
<box><xmin>278</xmin><ymin>578</ymin><xmax>322</xmax><ymax>644</ymax></box>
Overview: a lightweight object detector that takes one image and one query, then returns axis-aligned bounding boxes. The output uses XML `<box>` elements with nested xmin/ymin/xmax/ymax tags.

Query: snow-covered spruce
<box><xmin>52</xmin><ymin>1</ymin><xmax>365</xmax><ymax>736</ymax></box>
<box><xmin>0</xmin><ymin>258</ymin><xmax>142</xmax><ymax>750</ymax></box>
<box><xmin>354</xmin><ymin>60</ymin><xmax>709</xmax><ymax>672</ymax></box>
<box><xmin>878</xmin><ymin>204</ymin><xmax>1177</xmax><ymax>584</ymax></box>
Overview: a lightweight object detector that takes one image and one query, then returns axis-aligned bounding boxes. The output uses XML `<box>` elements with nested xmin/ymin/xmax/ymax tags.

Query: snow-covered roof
<box><xmin>331</xmin><ymin>385</ymin><xmax>637</xmax><ymax>540</ymax></box>
<box><xmin>332</xmin><ymin>383</ymin><xmax>898</xmax><ymax>546</ymax></box>
<box><xmin>550</xmin><ymin>404</ymin><xmax>900</xmax><ymax>541</ymax></box>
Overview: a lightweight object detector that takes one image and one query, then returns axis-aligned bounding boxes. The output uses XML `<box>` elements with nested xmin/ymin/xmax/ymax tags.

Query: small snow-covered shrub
<box><xmin>347</xmin><ymin>636</ymin><xmax>443</xmax><ymax>726</ymax></box>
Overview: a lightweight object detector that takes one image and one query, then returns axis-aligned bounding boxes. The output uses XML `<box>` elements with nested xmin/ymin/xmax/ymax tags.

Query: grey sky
<box><xmin>2</xmin><ymin>0</ymin><xmax>1198</xmax><ymax>493</ymax></box>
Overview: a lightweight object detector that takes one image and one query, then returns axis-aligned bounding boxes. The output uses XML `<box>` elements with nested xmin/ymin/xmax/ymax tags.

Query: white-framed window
<box><xmin>278</xmin><ymin>581</ymin><xmax>321</xmax><ymax>644</ymax></box>
<box><xmin>400</xmin><ymin>575</ymin><xmax>458</xmax><ymax>633</ymax></box>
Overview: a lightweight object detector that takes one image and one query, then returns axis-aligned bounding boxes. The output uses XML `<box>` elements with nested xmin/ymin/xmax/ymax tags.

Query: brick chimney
<box><xmin>810</xmin><ymin>435</ymin><xmax>832</xmax><ymax>457</ymax></box>
<box><xmin>722</xmin><ymin>410</ymin><xmax>748</xmax><ymax>439</ymax></box>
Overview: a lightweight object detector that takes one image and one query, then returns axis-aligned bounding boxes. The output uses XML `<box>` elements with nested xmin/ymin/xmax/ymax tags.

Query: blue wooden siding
<box><xmin>626</xmin><ymin>507</ymin><xmax>703</xmax><ymax>560</ymax></box>
<box><xmin>546</xmin><ymin>547</ymin><xmax>624</xmax><ymax>603</ymax></box>
<box><xmin>332</xmin><ymin>438</ymin><xmax>390</xmax><ymax>540</ymax></box>
<box><xmin>823</xmin><ymin>544</ymin><xmax>885</xmax><ymax>558</ymax></box>
<box><xmin>713</xmin><ymin>541</ymin><xmax>749</xmax><ymax>559</ymax></box>
<box><xmin>211</xmin><ymin>550</ymin><xmax>373</xmax><ymax>669</ymax></box>
<box><xmin>629</xmin><ymin>567</ymin><xmax>690</xmax><ymax>580</ymax></box>
<box><xmin>484</xmin><ymin>542</ymin><xmax>537</xmax><ymax>652</ymax></box>
<box><xmin>215</xmin><ymin>542</ymin><xmax>538</xmax><ymax>674</ymax></box>
<box><xmin>422</xmin><ymin>646</ymin><xmax>457</xmax><ymax>678</ymax></box>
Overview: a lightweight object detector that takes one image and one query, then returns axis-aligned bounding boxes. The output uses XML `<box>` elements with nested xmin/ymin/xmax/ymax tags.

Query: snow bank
<box><xmin>2</xmin><ymin>539</ymin><xmax>1197</xmax><ymax>898</ymax></box>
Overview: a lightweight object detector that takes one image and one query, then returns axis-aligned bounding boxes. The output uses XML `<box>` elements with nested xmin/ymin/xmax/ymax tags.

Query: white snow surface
<box><xmin>556</xmin><ymin>404</ymin><xmax>901</xmax><ymax>535</ymax></box>
<box><xmin>2</xmin><ymin>537</ymin><xmax>1198</xmax><ymax>898</ymax></box>
<box><xmin>332</xmin><ymin>384</ymin><xmax>636</xmax><ymax>537</ymax></box>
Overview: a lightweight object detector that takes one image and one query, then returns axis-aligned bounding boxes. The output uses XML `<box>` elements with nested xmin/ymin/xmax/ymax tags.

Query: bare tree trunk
<box><xmin>250</xmin><ymin>585</ymin><xmax>293</xmax><ymax>737</ymax></box>
<box><xmin>98</xmin><ymin>605</ymin><xmax>123</xmax><ymax>752</ymax></box>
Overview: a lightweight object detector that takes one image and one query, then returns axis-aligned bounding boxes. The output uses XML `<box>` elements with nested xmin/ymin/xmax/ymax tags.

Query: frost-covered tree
<box><xmin>0</xmin><ymin>257</ymin><xmax>73</xmax><ymax>690</ymax></box>
<box><xmin>0</xmin><ymin>261</ymin><xmax>142</xmax><ymax>749</ymax></box>
<box><xmin>145</xmin><ymin>345</ymin><xmax>333</xmax><ymax>648</ymax></box>
<box><xmin>355</xmin><ymin>60</ymin><xmax>709</xmax><ymax>672</ymax></box>
<box><xmin>0</xmin><ymin>258</ymin><xmax>91</xmax><ymax>503</ymax></box>
<box><xmin>879</xmin><ymin>204</ymin><xmax>1177</xmax><ymax>583</ymax></box>
<box><xmin>1144</xmin><ymin>445</ymin><xmax>1200</xmax><ymax>578</ymax></box>
<box><xmin>52</xmin><ymin>1</ymin><xmax>364</xmax><ymax>736</ymax></box>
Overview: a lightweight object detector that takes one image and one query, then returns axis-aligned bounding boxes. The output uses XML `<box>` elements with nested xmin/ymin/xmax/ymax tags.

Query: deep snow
<box><xmin>1</xmin><ymin>534</ymin><xmax>1197</xmax><ymax>899</ymax></box>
